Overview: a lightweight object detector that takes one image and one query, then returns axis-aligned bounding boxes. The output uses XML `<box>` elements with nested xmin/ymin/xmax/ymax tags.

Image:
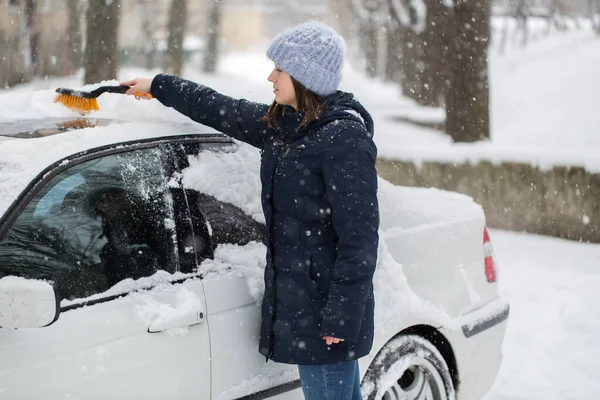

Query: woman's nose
<box><xmin>267</xmin><ymin>70</ymin><xmax>276</xmax><ymax>83</ymax></box>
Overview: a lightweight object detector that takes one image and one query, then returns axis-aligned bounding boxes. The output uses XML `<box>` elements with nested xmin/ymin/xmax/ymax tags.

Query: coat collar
<box><xmin>274</xmin><ymin>91</ymin><xmax>374</xmax><ymax>143</ymax></box>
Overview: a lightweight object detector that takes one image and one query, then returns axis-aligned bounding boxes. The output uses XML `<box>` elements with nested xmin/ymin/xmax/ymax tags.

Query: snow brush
<box><xmin>54</xmin><ymin>85</ymin><xmax>153</xmax><ymax>114</ymax></box>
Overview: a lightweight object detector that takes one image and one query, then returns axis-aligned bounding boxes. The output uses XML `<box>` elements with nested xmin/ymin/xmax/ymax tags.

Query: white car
<box><xmin>0</xmin><ymin>118</ymin><xmax>508</xmax><ymax>400</ymax></box>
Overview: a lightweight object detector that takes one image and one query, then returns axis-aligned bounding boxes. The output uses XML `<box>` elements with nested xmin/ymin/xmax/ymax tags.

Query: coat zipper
<box><xmin>265</xmin><ymin>142</ymin><xmax>305</xmax><ymax>362</ymax></box>
<box><xmin>266</xmin><ymin>143</ymin><xmax>285</xmax><ymax>362</ymax></box>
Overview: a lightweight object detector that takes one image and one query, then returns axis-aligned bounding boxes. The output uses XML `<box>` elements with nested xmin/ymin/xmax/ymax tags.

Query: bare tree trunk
<box><xmin>421</xmin><ymin>0</ymin><xmax>451</xmax><ymax>107</ymax></box>
<box><xmin>349</xmin><ymin>0</ymin><xmax>389</xmax><ymax>78</ymax></box>
<box><xmin>84</xmin><ymin>0</ymin><xmax>121</xmax><ymax>85</ymax></box>
<box><xmin>0</xmin><ymin>16</ymin><xmax>29</xmax><ymax>87</ymax></box>
<box><xmin>385</xmin><ymin>21</ymin><xmax>403</xmax><ymax>83</ymax></box>
<box><xmin>390</xmin><ymin>0</ymin><xmax>426</xmax><ymax>103</ymax></box>
<box><xmin>165</xmin><ymin>0</ymin><xmax>186</xmax><ymax>76</ymax></box>
<box><xmin>551</xmin><ymin>0</ymin><xmax>567</xmax><ymax>30</ymax></box>
<box><xmin>329</xmin><ymin>0</ymin><xmax>355</xmax><ymax>39</ymax></box>
<box><xmin>375</xmin><ymin>25</ymin><xmax>388</xmax><ymax>77</ymax></box>
<box><xmin>445</xmin><ymin>0</ymin><xmax>491</xmax><ymax>142</ymax></box>
<box><xmin>514</xmin><ymin>0</ymin><xmax>529</xmax><ymax>45</ymax></box>
<box><xmin>590</xmin><ymin>0</ymin><xmax>600</xmax><ymax>34</ymax></box>
<box><xmin>398</xmin><ymin>27</ymin><xmax>422</xmax><ymax>102</ymax></box>
<box><xmin>23</xmin><ymin>0</ymin><xmax>37</xmax><ymax>79</ymax></box>
<box><xmin>389</xmin><ymin>0</ymin><xmax>448</xmax><ymax>107</ymax></box>
<box><xmin>0</xmin><ymin>30</ymin><xmax>8</xmax><ymax>87</ymax></box>
<box><xmin>138</xmin><ymin>0</ymin><xmax>157</xmax><ymax>70</ymax></box>
<box><xmin>203</xmin><ymin>0</ymin><xmax>221</xmax><ymax>74</ymax></box>
<box><xmin>67</xmin><ymin>0</ymin><xmax>83</xmax><ymax>73</ymax></box>
<box><xmin>362</xmin><ymin>23</ymin><xmax>379</xmax><ymax>77</ymax></box>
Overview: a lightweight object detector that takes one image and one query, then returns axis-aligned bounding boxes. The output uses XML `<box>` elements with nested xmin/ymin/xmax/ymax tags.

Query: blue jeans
<box><xmin>298</xmin><ymin>360</ymin><xmax>362</xmax><ymax>400</ymax></box>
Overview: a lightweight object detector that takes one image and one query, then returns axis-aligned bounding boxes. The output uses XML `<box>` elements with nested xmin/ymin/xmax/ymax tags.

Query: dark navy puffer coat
<box><xmin>151</xmin><ymin>74</ymin><xmax>380</xmax><ymax>365</ymax></box>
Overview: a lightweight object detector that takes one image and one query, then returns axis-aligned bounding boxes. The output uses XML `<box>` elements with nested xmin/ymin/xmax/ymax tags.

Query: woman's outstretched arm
<box><xmin>121</xmin><ymin>75</ymin><xmax>271</xmax><ymax>149</ymax></box>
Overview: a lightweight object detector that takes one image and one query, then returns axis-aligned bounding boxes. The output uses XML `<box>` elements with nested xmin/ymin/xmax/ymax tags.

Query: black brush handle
<box><xmin>55</xmin><ymin>85</ymin><xmax>152</xmax><ymax>99</ymax></box>
<box><xmin>95</xmin><ymin>85</ymin><xmax>153</xmax><ymax>98</ymax></box>
<box><xmin>96</xmin><ymin>85</ymin><xmax>130</xmax><ymax>95</ymax></box>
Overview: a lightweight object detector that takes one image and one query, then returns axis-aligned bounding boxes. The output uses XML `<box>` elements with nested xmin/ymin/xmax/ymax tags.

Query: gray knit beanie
<box><xmin>266</xmin><ymin>21</ymin><xmax>345</xmax><ymax>97</ymax></box>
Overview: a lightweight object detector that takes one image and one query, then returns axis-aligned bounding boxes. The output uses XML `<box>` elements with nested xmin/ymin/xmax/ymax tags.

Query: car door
<box><xmin>0</xmin><ymin>145</ymin><xmax>210</xmax><ymax>400</ymax></box>
<box><xmin>171</xmin><ymin>141</ymin><xmax>303</xmax><ymax>400</ymax></box>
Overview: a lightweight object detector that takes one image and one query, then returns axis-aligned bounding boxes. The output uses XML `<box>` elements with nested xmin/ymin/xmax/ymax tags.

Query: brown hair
<box><xmin>261</xmin><ymin>77</ymin><xmax>325</xmax><ymax>131</ymax></box>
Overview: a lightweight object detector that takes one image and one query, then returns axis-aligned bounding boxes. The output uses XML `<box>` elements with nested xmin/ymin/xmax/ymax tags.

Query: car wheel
<box><xmin>361</xmin><ymin>334</ymin><xmax>456</xmax><ymax>400</ymax></box>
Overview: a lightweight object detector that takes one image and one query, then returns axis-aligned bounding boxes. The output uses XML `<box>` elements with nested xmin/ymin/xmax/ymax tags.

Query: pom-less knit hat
<box><xmin>266</xmin><ymin>21</ymin><xmax>345</xmax><ymax>97</ymax></box>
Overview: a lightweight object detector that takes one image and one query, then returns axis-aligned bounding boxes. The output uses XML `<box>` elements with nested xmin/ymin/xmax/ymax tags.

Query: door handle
<box><xmin>148</xmin><ymin>310</ymin><xmax>205</xmax><ymax>333</ymax></box>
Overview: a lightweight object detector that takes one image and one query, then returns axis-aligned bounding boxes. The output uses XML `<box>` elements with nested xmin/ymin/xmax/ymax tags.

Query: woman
<box><xmin>122</xmin><ymin>21</ymin><xmax>379</xmax><ymax>400</ymax></box>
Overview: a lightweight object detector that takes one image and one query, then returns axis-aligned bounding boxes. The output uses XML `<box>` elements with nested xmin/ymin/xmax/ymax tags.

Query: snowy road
<box><xmin>483</xmin><ymin>230</ymin><xmax>600</xmax><ymax>400</ymax></box>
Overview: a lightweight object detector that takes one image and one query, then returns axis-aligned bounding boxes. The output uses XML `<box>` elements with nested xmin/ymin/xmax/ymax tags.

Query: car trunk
<box><xmin>377</xmin><ymin>178</ymin><xmax>499</xmax><ymax>319</ymax></box>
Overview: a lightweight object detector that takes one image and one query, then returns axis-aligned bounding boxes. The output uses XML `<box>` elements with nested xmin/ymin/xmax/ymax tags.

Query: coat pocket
<box><xmin>294</xmin><ymin>245</ymin><xmax>336</xmax><ymax>336</ymax></box>
<box><xmin>303</xmin><ymin>249</ymin><xmax>325</xmax><ymax>299</ymax></box>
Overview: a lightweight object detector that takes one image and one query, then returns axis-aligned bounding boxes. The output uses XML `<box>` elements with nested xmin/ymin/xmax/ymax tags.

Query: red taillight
<box><xmin>483</xmin><ymin>226</ymin><xmax>497</xmax><ymax>283</ymax></box>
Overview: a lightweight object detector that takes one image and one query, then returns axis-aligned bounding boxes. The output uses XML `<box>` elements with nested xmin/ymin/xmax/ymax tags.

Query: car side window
<box><xmin>196</xmin><ymin>192</ymin><xmax>266</xmax><ymax>249</ymax></box>
<box><xmin>0</xmin><ymin>148</ymin><xmax>178</xmax><ymax>301</ymax></box>
<box><xmin>172</xmin><ymin>143</ymin><xmax>266</xmax><ymax>256</ymax></box>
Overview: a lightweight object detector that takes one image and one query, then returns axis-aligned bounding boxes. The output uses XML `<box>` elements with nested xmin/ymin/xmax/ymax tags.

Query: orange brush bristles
<box><xmin>54</xmin><ymin>93</ymin><xmax>100</xmax><ymax>114</ymax></box>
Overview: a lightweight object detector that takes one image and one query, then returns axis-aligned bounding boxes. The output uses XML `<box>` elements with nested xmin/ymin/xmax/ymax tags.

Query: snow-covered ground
<box><xmin>483</xmin><ymin>229</ymin><xmax>600</xmax><ymax>400</ymax></box>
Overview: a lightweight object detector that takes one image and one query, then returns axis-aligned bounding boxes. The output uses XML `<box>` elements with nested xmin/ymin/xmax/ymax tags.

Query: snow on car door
<box><xmin>175</xmin><ymin>143</ymin><xmax>302</xmax><ymax>399</ymax></box>
<box><xmin>0</xmin><ymin>147</ymin><xmax>210</xmax><ymax>399</ymax></box>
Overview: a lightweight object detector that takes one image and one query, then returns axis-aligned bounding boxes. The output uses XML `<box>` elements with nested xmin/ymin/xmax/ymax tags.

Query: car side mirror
<box><xmin>0</xmin><ymin>276</ymin><xmax>60</xmax><ymax>328</ymax></box>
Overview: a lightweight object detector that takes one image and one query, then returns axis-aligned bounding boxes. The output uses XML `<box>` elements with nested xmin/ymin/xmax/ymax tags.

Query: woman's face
<box><xmin>268</xmin><ymin>67</ymin><xmax>297</xmax><ymax>110</ymax></box>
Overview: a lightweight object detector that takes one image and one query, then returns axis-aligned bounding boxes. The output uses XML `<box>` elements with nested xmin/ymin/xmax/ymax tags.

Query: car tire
<box><xmin>361</xmin><ymin>334</ymin><xmax>456</xmax><ymax>400</ymax></box>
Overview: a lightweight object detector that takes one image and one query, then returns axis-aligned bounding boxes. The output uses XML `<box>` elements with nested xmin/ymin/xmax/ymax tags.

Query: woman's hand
<box><xmin>120</xmin><ymin>77</ymin><xmax>153</xmax><ymax>99</ymax></box>
<box><xmin>323</xmin><ymin>336</ymin><xmax>345</xmax><ymax>345</ymax></box>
